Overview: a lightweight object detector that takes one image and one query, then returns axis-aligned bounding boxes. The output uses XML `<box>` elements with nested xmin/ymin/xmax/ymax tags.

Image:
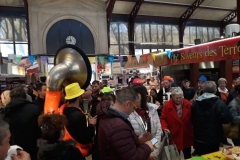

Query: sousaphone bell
<box><xmin>44</xmin><ymin>44</ymin><xmax>92</xmax><ymax>114</ymax></box>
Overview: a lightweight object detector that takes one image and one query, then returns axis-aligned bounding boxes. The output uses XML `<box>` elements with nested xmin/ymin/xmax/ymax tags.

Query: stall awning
<box><xmin>162</xmin><ymin>36</ymin><xmax>240</xmax><ymax>66</ymax></box>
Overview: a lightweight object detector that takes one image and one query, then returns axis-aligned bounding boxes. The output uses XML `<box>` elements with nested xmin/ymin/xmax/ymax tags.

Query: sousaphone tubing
<box><xmin>47</xmin><ymin>44</ymin><xmax>92</xmax><ymax>91</ymax></box>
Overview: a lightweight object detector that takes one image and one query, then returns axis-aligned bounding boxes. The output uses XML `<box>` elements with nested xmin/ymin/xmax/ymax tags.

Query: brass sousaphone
<box><xmin>44</xmin><ymin>44</ymin><xmax>92</xmax><ymax>114</ymax></box>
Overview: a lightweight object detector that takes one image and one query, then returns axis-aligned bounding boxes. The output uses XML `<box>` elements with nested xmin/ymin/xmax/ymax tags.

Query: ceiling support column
<box><xmin>107</xmin><ymin>0</ymin><xmax>117</xmax><ymax>49</ymax></box>
<box><xmin>128</xmin><ymin>0</ymin><xmax>144</xmax><ymax>55</ymax></box>
<box><xmin>23</xmin><ymin>0</ymin><xmax>31</xmax><ymax>54</ymax></box>
<box><xmin>178</xmin><ymin>0</ymin><xmax>205</xmax><ymax>48</ymax></box>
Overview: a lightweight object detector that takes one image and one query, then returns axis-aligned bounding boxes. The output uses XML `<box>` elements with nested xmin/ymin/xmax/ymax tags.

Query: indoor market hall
<box><xmin>0</xmin><ymin>0</ymin><xmax>240</xmax><ymax>160</ymax></box>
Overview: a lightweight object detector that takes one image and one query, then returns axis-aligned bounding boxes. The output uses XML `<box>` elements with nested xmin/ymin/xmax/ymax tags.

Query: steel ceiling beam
<box><xmin>179</xmin><ymin>0</ymin><xmax>205</xmax><ymax>48</ymax></box>
<box><xmin>117</xmin><ymin>0</ymin><xmax>234</xmax><ymax>12</ymax></box>
<box><xmin>23</xmin><ymin>0</ymin><xmax>31</xmax><ymax>55</ymax></box>
<box><xmin>128</xmin><ymin>0</ymin><xmax>144</xmax><ymax>55</ymax></box>
<box><xmin>106</xmin><ymin>0</ymin><xmax>117</xmax><ymax>48</ymax></box>
<box><xmin>180</xmin><ymin>0</ymin><xmax>205</xmax><ymax>26</ymax></box>
<box><xmin>221</xmin><ymin>9</ymin><xmax>237</xmax><ymax>27</ymax></box>
<box><xmin>220</xmin><ymin>9</ymin><xmax>237</xmax><ymax>35</ymax></box>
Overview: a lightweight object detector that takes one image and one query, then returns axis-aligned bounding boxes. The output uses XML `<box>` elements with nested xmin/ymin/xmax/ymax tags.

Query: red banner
<box><xmin>167</xmin><ymin>36</ymin><xmax>240</xmax><ymax>66</ymax></box>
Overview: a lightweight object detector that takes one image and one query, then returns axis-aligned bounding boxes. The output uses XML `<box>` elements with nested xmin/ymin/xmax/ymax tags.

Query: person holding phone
<box><xmin>160</xmin><ymin>87</ymin><xmax>193</xmax><ymax>159</ymax></box>
<box><xmin>128</xmin><ymin>85</ymin><xmax>162</xmax><ymax>160</ymax></box>
<box><xmin>97</xmin><ymin>87</ymin><xmax>154</xmax><ymax>160</ymax></box>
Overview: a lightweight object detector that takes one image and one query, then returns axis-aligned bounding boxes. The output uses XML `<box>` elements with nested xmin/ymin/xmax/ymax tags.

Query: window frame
<box><xmin>0</xmin><ymin>16</ymin><xmax>28</xmax><ymax>57</ymax></box>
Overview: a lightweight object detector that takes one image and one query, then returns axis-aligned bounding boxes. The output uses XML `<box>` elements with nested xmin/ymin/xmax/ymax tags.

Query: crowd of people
<box><xmin>0</xmin><ymin>75</ymin><xmax>240</xmax><ymax>160</ymax></box>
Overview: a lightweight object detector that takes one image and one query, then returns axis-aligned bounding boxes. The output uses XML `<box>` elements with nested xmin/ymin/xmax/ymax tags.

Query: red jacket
<box><xmin>160</xmin><ymin>98</ymin><xmax>193</xmax><ymax>150</ymax></box>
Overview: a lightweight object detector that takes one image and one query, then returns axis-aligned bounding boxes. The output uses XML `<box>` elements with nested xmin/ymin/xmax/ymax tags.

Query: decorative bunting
<box><xmin>143</xmin><ymin>54</ymin><xmax>148</xmax><ymax>61</ymax></box>
<box><xmin>136</xmin><ymin>55</ymin><xmax>141</xmax><ymax>63</ymax></box>
<box><xmin>108</xmin><ymin>56</ymin><xmax>114</xmax><ymax>65</ymax></box>
<box><xmin>151</xmin><ymin>53</ymin><xmax>156</xmax><ymax>61</ymax></box>
<box><xmin>28</xmin><ymin>55</ymin><xmax>36</xmax><ymax>66</ymax></box>
<box><xmin>127</xmin><ymin>55</ymin><xmax>132</xmax><ymax>63</ymax></box>
<box><xmin>99</xmin><ymin>56</ymin><xmax>105</xmax><ymax>65</ymax></box>
<box><xmin>15</xmin><ymin>55</ymin><xmax>22</xmax><ymax>65</ymax></box>
<box><xmin>118</xmin><ymin>56</ymin><xmax>123</xmax><ymax>63</ymax></box>
<box><xmin>167</xmin><ymin>50</ymin><xmax>171</xmax><ymax>59</ymax></box>
<box><xmin>41</xmin><ymin>56</ymin><xmax>48</xmax><ymax>65</ymax></box>
<box><xmin>160</xmin><ymin>53</ymin><xmax>164</xmax><ymax>60</ymax></box>
<box><xmin>88</xmin><ymin>57</ymin><xmax>95</xmax><ymax>64</ymax></box>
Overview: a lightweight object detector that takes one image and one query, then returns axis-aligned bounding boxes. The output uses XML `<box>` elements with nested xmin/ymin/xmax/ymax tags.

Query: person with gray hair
<box><xmin>97</xmin><ymin>87</ymin><xmax>154</xmax><ymax>160</ymax></box>
<box><xmin>160</xmin><ymin>87</ymin><xmax>193</xmax><ymax>159</ymax></box>
<box><xmin>0</xmin><ymin>120</ymin><xmax>10</xmax><ymax>160</ymax></box>
<box><xmin>216</xmin><ymin>78</ymin><xmax>229</xmax><ymax>104</ymax></box>
<box><xmin>0</xmin><ymin>120</ymin><xmax>30</xmax><ymax>160</ymax></box>
<box><xmin>191</xmin><ymin>81</ymin><xmax>232</xmax><ymax>156</ymax></box>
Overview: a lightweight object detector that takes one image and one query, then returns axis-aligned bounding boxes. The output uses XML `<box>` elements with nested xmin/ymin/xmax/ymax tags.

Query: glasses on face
<box><xmin>128</xmin><ymin>101</ymin><xmax>138</xmax><ymax>109</ymax></box>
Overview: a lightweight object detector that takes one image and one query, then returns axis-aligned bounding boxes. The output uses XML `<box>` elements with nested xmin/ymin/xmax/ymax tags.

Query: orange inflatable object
<box><xmin>44</xmin><ymin>90</ymin><xmax>62</xmax><ymax>114</ymax></box>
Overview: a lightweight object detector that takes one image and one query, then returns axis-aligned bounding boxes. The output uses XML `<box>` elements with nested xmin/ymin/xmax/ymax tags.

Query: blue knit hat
<box><xmin>198</xmin><ymin>76</ymin><xmax>207</xmax><ymax>82</ymax></box>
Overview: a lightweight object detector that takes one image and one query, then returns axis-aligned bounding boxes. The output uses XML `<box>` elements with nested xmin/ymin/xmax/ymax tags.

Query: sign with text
<box><xmin>167</xmin><ymin>36</ymin><xmax>240</xmax><ymax>66</ymax></box>
<box><xmin>112</xmin><ymin>62</ymin><xmax>122</xmax><ymax>74</ymax></box>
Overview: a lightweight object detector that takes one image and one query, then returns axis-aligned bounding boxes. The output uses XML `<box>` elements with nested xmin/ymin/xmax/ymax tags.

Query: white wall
<box><xmin>28</xmin><ymin>0</ymin><xmax>108</xmax><ymax>55</ymax></box>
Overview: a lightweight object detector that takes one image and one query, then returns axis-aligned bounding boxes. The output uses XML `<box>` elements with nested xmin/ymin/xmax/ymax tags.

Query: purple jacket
<box><xmin>97</xmin><ymin>101</ymin><xmax>151</xmax><ymax>160</ymax></box>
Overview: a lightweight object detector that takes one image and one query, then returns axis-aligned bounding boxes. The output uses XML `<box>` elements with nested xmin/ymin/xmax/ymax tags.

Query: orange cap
<box><xmin>162</xmin><ymin>76</ymin><xmax>173</xmax><ymax>82</ymax></box>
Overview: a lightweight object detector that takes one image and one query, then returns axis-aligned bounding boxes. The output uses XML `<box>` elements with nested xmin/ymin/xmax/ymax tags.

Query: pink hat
<box><xmin>132</xmin><ymin>78</ymin><xmax>144</xmax><ymax>85</ymax></box>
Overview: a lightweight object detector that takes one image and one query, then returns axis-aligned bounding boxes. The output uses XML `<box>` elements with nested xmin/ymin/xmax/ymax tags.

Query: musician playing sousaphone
<box><xmin>59</xmin><ymin>82</ymin><xmax>97</xmax><ymax>157</ymax></box>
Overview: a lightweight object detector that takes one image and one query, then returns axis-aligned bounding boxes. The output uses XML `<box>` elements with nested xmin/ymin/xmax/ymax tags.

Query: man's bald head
<box><xmin>1</xmin><ymin>90</ymin><xmax>10</xmax><ymax>106</ymax></box>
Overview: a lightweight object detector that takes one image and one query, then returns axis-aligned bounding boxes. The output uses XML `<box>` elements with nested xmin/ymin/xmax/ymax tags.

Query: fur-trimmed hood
<box><xmin>37</xmin><ymin>139</ymin><xmax>77</xmax><ymax>160</ymax></box>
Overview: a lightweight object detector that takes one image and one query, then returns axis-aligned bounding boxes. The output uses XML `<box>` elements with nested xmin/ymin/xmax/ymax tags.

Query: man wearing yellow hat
<box><xmin>60</xmin><ymin>82</ymin><xmax>97</xmax><ymax>157</ymax></box>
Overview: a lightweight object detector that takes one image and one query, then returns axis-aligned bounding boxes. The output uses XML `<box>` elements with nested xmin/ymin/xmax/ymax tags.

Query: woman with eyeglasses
<box><xmin>160</xmin><ymin>87</ymin><xmax>193</xmax><ymax>159</ymax></box>
<box><xmin>128</xmin><ymin>85</ymin><xmax>162</xmax><ymax>160</ymax></box>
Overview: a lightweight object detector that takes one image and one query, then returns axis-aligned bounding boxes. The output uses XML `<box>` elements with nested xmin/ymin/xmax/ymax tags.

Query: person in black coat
<box><xmin>4</xmin><ymin>86</ymin><xmax>42</xmax><ymax>160</ymax></box>
<box><xmin>34</xmin><ymin>82</ymin><xmax>46</xmax><ymax>113</ymax></box>
<box><xmin>37</xmin><ymin>114</ymin><xmax>84</xmax><ymax>160</ymax></box>
<box><xmin>182</xmin><ymin>79</ymin><xmax>195</xmax><ymax>101</ymax></box>
<box><xmin>62</xmin><ymin>83</ymin><xmax>97</xmax><ymax>158</ymax></box>
<box><xmin>157</xmin><ymin>76</ymin><xmax>172</xmax><ymax>105</ymax></box>
<box><xmin>227</xmin><ymin>77</ymin><xmax>240</xmax><ymax>105</ymax></box>
<box><xmin>192</xmin><ymin>81</ymin><xmax>232</xmax><ymax>156</ymax></box>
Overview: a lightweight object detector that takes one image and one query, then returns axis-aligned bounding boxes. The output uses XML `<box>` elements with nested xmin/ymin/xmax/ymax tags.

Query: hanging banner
<box><xmin>108</xmin><ymin>56</ymin><xmax>114</xmax><ymax>65</ymax></box>
<box><xmin>124</xmin><ymin>56</ymin><xmax>151</xmax><ymax>69</ymax></box>
<box><xmin>153</xmin><ymin>53</ymin><xmax>168</xmax><ymax>67</ymax></box>
<box><xmin>127</xmin><ymin>55</ymin><xmax>132</xmax><ymax>63</ymax></box>
<box><xmin>88</xmin><ymin>57</ymin><xmax>95</xmax><ymax>64</ymax></box>
<box><xmin>99</xmin><ymin>56</ymin><xmax>105</xmax><ymax>65</ymax></box>
<box><xmin>26</xmin><ymin>60</ymin><xmax>39</xmax><ymax>74</ymax></box>
<box><xmin>151</xmin><ymin>53</ymin><xmax>156</xmax><ymax>61</ymax></box>
<box><xmin>167</xmin><ymin>36</ymin><xmax>240</xmax><ymax>66</ymax></box>
<box><xmin>143</xmin><ymin>54</ymin><xmax>148</xmax><ymax>61</ymax></box>
<box><xmin>136</xmin><ymin>55</ymin><xmax>141</xmax><ymax>63</ymax></box>
<box><xmin>160</xmin><ymin>52</ymin><xmax>164</xmax><ymax>60</ymax></box>
<box><xmin>14</xmin><ymin>55</ymin><xmax>22</xmax><ymax>65</ymax></box>
<box><xmin>28</xmin><ymin>55</ymin><xmax>36</xmax><ymax>66</ymax></box>
<box><xmin>118</xmin><ymin>56</ymin><xmax>123</xmax><ymax>63</ymax></box>
<box><xmin>41</xmin><ymin>56</ymin><xmax>48</xmax><ymax>65</ymax></box>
